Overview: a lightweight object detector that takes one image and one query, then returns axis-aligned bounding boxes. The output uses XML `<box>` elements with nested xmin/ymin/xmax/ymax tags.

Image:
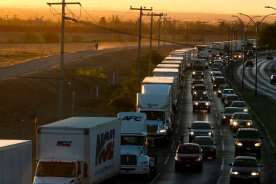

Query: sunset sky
<box><xmin>1</xmin><ymin>0</ymin><xmax>276</xmax><ymax>15</ymax></box>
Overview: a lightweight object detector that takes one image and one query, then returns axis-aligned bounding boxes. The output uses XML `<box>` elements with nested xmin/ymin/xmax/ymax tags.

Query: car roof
<box><xmin>231</xmin><ymin>100</ymin><xmax>245</xmax><ymax>103</ymax></box>
<box><xmin>233</xmin><ymin>112</ymin><xmax>249</xmax><ymax>115</ymax></box>
<box><xmin>237</xmin><ymin>128</ymin><xmax>258</xmax><ymax>132</ymax></box>
<box><xmin>235</xmin><ymin>156</ymin><xmax>257</xmax><ymax>161</ymax></box>
<box><xmin>223</xmin><ymin>88</ymin><xmax>234</xmax><ymax>91</ymax></box>
<box><xmin>179</xmin><ymin>143</ymin><xmax>200</xmax><ymax>147</ymax></box>
<box><xmin>225</xmin><ymin>107</ymin><xmax>243</xmax><ymax>110</ymax></box>
<box><xmin>194</xmin><ymin>84</ymin><xmax>205</xmax><ymax>87</ymax></box>
<box><xmin>194</xmin><ymin>136</ymin><xmax>212</xmax><ymax>140</ymax></box>
<box><xmin>193</xmin><ymin>121</ymin><xmax>211</xmax><ymax>124</ymax></box>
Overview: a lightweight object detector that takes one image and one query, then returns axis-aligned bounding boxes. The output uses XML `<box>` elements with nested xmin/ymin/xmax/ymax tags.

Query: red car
<box><xmin>174</xmin><ymin>143</ymin><xmax>203</xmax><ymax>172</ymax></box>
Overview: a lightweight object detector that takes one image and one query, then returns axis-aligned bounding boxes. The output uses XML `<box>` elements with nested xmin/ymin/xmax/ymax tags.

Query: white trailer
<box><xmin>34</xmin><ymin>117</ymin><xmax>120</xmax><ymax>184</ymax></box>
<box><xmin>0</xmin><ymin>140</ymin><xmax>32</xmax><ymax>184</ymax></box>
<box><xmin>118</xmin><ymin>112</ymin><xmax>156</xmax><ymax>177</ymax></box>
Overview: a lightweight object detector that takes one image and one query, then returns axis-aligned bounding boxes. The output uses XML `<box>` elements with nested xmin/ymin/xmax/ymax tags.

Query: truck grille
<box><xmin>147</xmin><ymin>125</ymin><xmax>158</xmax><ymax>133</ymax></box>
<box><xmin>121</xmin><ymin>155</ymin><xmax>137</xmax><ymax>166</ymax></box>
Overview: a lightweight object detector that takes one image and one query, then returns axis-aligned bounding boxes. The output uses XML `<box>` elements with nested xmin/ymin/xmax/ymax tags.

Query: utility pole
<box><xmin>157</xmin><ymin>14</ymin><xmax>166</xmax><ymax>48</ymax></box>
<box><xmin>144</xmin><ymin>12</ymin><xmax>165</xmax><ymax>50</ymax></box>
<box><xmin>130</xmin><ymin>6</ymin><xmax>152</xmax><ymax>84</ymax></box>
<box><xmin>47</xmin><ymin>0</ymin><xmax>81</xmax><ymax>118</ymax></box>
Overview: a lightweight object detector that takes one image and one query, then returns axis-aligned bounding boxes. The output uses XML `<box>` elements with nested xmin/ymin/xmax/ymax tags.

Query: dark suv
<box><xmin>174</xmin><ymin>143</ymin><xmax>203</xmax><ymax>172</ymax></box>
<box><xmin>192</xmin><ymin>94</ymin><xmax>211</xmax><ymax>113</ymax></box>
<box><xmin>234</xmin><ymin>128</ymin><xmax>263</xmax><ymax>158</ymax></box>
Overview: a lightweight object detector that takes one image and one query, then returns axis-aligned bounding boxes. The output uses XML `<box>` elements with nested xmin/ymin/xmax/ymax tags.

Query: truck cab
<box><xmin>118</xmin><ymin>112</ymin><xmax>156</xmax><ymax>177</ymax></box>
<box><xmin>34</xmin><ymin>160</ymin><xmax>88</xmax><ymax>184</ymax></box>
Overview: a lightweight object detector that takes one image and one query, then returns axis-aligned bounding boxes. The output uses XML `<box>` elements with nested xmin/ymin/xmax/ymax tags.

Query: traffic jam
<box><xmin>30</xmin><ymin>40</ymin><xmax>267</xmax><ymax>184</ymax></box>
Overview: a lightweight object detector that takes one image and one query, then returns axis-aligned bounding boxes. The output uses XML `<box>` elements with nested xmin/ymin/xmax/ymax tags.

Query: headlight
<box><xmin>195</xmin><ymin>102</ymin><xmax>199</xmax><ymax>106</ymax></box>
<box><xmin>190</xmin><ymin>131</ymin><xmax>194</xmax><ymax>135</ymax></box>
<box><xmin>244</xmin><ymin>108</ymin><xmax>248</xmax><ymax>112</ymax></box>
<box><xmin>223</xmin><ymin>115</ymin><xmax>226</xmax><ymax>119</ymax></box>
<box><xmin>159</xmin><ymin>129</ymin><xmax>167</xmax><ymax>133</ymax></box>
<box><xmin>214</xmin><ymin>84</ymin><xmax>217</xmax><ymax>87</ymax></box>
<box><xmin>255</xmin><ymin>142</ymin><xmax>261</xmax><ymax>147</ymax></box>
<box><xmin>251</xmin><ymin>172</ymin><xmax>260</xmax><ymax>176</ymax></box>
<box><xmin>233</xmin><ymin>121</ymin><xmax>238</xmax><ymax>126</ymax></box>
<box><xmin>231</xmin><ymin>171</ymin><xmax>239</xmax><ymax>175</ymax></box>
<box><xmin>218</xmin><ymin>90</ymin><xmax>221</xmax><ymax>93</ymax></box>
<box><xmin>205</xmin><ymin>102</ymin><xmax>210</xmax><ymax>106</ymax></box>
<box><xmin>193</xmin><ymin>72</ymin><xmax>196</xmax><ymax>75</ymax></box>
<box><xmin>196</xmin><ymin>156</ymin><xmax>202</xmax><ymax>162</ymax></box>
<box><xmin>203</xmin><ymin>91</ymin><xmax>207</xmax><ymax>95</ymax></box>
<box><xmin>247</xmin><ymin>122</ymin><xmax>252</xmax><ymax>126</ymax></box>
<box><xmin>193</xmin><ymin>91</ymin><xmax>197</xmax><ymax>95</ymax></box>
<box><xmin>236</xmin><ymin>141</ymin><xmax>243</xmax><ymax>147</ymax></box>
<box><xmin>208</xmin><ymin>132</ymin><xmax>212</xmax><ymax>136</ymax></box>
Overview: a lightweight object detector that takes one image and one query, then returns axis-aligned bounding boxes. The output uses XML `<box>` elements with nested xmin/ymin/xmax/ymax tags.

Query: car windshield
<box><xmin>223</xmin><ymin>89</ymin><xmax>234</xmax><ymax>94</ymax></box>
<box><xmin>224</xmin><ymin>108</ymin><xmax>242</xmax><ymax>114</ymax></box>
<box><xmin>142</xmin><ymin>111</ymin><xmax>165</xmax><ymax>121</ymax></box>
<box><xmin>192</xmin><ymin>123</ymin><xmax>211</xmax><ymax>129</ymax></box>
<box><xmin>237</xmin><ymin>130</ymin><xmax>260</xmax><ymax>139</ymax></box>
<box><xmin>234</xmin><ymin>159</ymin><xmax>258</xmax><ymax>167</ymax></box>
<box><xmin>177</xmin><ymin>145</ymin><xmax>200</xmax><ymax>154</ymax></box>
<box><xmin>194</xmin><ymin>85</ymin><xmax>206</xmax><ymax>90</ymax></box>
<box><xmin>194</xmin><ymin>138</ymin><xmax>213</xmax><ymax>145</ymax></box>
<box><xmin>193</xmin><ymin>95</ymin><xmax>209</xmax><ymax>101</ymax></box>
<box><xmin>234</xmin><ymin>113</ymin><xmax>251</xmax><ymax>120</ymax></box>
<box><xmin>231</xmin><ymin>102</ymin><xmax>246</xmax><ymax>107</ymax></box>
<box><xmin>36</xmin><ymin>162</ymin><xmax>76</xmax><ymax>177</ymax></box>
<box><xmin>121</xmin><ymin>136</ymin><xmax>145</xmax><ymax>146</ymax></box>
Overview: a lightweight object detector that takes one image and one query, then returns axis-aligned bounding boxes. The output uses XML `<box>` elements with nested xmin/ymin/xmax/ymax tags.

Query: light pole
<box><xmin>232</xmin><ymin>15</ymin><xmax>247</xmax><ymax>90</ymax></box>
<box><xmin>238</xmin><ymin>12</ymin><xmax>276</xmax><ymax>96</ymax></box>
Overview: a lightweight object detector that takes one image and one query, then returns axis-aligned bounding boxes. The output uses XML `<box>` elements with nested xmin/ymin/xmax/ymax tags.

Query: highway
<box><xmin>111</xmin><ymin>68</ymin><xmax>276</xmax><ymax>184</ymax></box>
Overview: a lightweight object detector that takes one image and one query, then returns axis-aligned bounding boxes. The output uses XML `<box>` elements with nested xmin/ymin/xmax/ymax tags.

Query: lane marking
<box><xmin>150</xmin><ymin>172</ymin><xmax>161</xmax><ymax>184</ymax></box>
<box><xmin>220</xmin><ymin>158</ymin><xmax>225</xmax><ymax>171</ymax></box>
<box><xmin>164</xmin><ymin>155</ymin><xmax>170</xmax><ymax>165</ymax></box>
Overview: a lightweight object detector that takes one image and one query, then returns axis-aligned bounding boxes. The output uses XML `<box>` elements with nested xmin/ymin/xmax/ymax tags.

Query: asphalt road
<box><xmin>0</xmin><ymin>46</ymin><xmax>137</xmax><ymax>80</ymax></box>
<box><xmin>112</xmin><ymin>69</ymin><xmax>276</xmax><ymax>184</ymax></box>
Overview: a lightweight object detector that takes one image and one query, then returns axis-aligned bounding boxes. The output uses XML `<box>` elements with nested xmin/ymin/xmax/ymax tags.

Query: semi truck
<box><xmin>0</xmin><ymin>140</ymin><xmax>32</xmax><ymax>184</ymax></box>
<box><xmin>118</xmin><ymin>112</ymin><xmax>156</xmax><ymax>177</ymax></box>
<box><xmin>33</xmin><ymin>117</ymin><xmax>121</xmax><ymax>184</ymax></box>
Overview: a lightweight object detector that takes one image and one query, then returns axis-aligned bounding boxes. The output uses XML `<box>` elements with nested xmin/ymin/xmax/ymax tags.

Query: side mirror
<box><xmin>229</xmin><ymin>163</ymin><xmax>233</xmax><ymax>166</ymax></box>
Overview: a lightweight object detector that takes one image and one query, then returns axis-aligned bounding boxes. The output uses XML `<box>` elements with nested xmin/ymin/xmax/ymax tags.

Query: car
<box><xmin>191</xmin><ymin>84</ymin><xmax>207</xmax><ymax>99</ymax></box>
<box><xmin>229</xmin><ymin>112</ymin><xmax>253</xmax><ymax>131</ymax></box>
<box><xmin>191</xmin><ymin>79</ymin><xmax>204</xmax><ymax>88</ymax></box>
<box><xmin>245</xmin><ymin>60</ymin><xmax>254</xmax><ymax>67</ymax></box>
<box><xmin>223</xmin><ymin>94</ymin><xmax>240</xmax><ymax>106</ymax></box>
<box><xmin>229</xmin><ymin>101</ymin><xmax>248</xmax><ymax>112</ymax></box>
<box><xmin>270</xmin><ymin>74</ymin><xmax>276</xmax><ymax>84</ymax></box>
<box><xmin>193</xmin><ymin>136</ymin><xmax>216</xmax><ymax>160</ymax></box>
<box><xmin>192</xmin><ymin>94</ymin><xmax>211</xmax><ymax>113</ymax></box>
<box><xmin>234</xmin><ymin>128</ymin><xmax>263</xmax><ymax>158</ymax></box>
<box><xmin>229</xmin><ymin>156</ymin><xmax>261</xmax><ymax>184</ymax></box>
<box><xmin>221</xmin><ymin>88</ymin><xmax>235</xmax><ymax>99</ymax></box>
<box><xmin>213</xmin><ymin>76</ymin><xmax>225</xmax><ymax>91</ymax></box>
<box><xmin>211</xmin><ymin>71</ymin><xmax>223</xmax><ymax>82</ymax></box>
<box><xmin>216</xmin><ymin>84</ymin><xmax>230</xmax><ymax>97</ymax></box>
<box><xmin>192</xmin><ymin>70</ymin><xmax>204</xmax><ymax>79</ymax></box>
<box><xmin>189</xmin><ymin>121</ymin><xmax>213</xmax><ymax>142</ymax></box>
<box><xmin>174</xmin><ymin>143</ymin><xmax>203</xmax><ymax>172</ymax></box>
<box><xmin>267</xmin><ymin>55</ymin><xmax>273</xmax><ymax>60</ymax></box>
<box><xmin>221</xmin><ymin>107</ymin><xmax>245</xmax><ymax>124</ymax></box>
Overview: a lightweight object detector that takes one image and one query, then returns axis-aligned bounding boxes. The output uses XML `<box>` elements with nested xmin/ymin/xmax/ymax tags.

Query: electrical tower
<box><xmin>47</xmin><ymin>0</ymin><xmax>81</xmax><ymax>118</ymax></box>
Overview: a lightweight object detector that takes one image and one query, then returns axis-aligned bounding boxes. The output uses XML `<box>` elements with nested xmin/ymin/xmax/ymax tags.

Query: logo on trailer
<box><xmin>96</xmin><ymin>129</ymin><xmax>115</xmax><ymax>165</ymax></box>
<box><xmin>56</xmin><ymin>141</ymin><xmax>72</xmax><ymax>147</ymax></box>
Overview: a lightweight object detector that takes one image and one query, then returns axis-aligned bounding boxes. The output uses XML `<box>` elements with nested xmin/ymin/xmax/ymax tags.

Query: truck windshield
<box><xmin>121</xmin><ymin>136</ymin><xmax>145</xmax><ymax>146</ymax></box>
<box><xmin>36</xmin><ymin>161</ymin><xmax>76</xmax><ymax>177</ymax></box>
<box><xmin>142</xmin><ymin>111</ymin><xmax>165</xmax><ymax>121</ymax></box>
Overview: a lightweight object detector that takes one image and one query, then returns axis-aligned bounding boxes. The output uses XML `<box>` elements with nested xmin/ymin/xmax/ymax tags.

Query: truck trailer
<box><xmin>33</xmin><ymin>117</ymin><xmax>121</xmax><ymax>184</ymax></box>
<box><xmin>0</xmin><ymin>140</ymin><xmax>32</xmax><ymax>184</ymax></box>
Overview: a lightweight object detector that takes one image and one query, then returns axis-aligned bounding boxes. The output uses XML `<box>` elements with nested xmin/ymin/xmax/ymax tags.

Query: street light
<box><xmin>232</xmin><ymin>15</ymin><xmax>247</xmax><ymax>90</ymax></box>
<box><xmin>238</xmin><ymin>12</ymin><xmax>276</xmax><ymax>96</ymax></box>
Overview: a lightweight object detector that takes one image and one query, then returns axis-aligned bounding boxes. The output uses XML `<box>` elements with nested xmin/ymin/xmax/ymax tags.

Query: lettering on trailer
<box><xmin>96</xmin><ymin>129</ymin><xmax>115</xmax><ymax>166</ymax></box>
<box><xmin>121</xmin><ymin>116</ymin><xmax>143</xmax><ymax>121</ymax></box>
<box><xmin>56</xmin><ymin>141</ymin><xmax>72</xmax><ymax>147</ymax></box>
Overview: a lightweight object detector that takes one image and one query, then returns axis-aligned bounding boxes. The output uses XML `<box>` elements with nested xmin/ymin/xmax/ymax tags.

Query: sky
<box><xmin>1</xmin><ymin>0</ymin><xmax>276</xmax><ymax>15</ymax></box>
